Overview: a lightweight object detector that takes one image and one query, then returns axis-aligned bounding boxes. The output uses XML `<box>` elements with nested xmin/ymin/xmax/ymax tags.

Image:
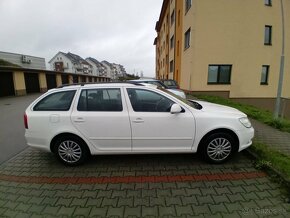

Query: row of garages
<box><xmin>0</xmin><ymin>67</ymin><xmax>110</xmax><ymax>97</ymax></box>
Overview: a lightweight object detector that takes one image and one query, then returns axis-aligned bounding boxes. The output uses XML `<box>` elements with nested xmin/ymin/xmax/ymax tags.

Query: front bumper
<box><xmin>236</xmin><ymin>127</ymin><xmax>255</xmax><ymax>152</ymax></box>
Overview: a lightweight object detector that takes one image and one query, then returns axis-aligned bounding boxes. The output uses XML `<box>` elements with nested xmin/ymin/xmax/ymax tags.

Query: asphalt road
<box><xmin>0</xmin><ymin>94</ymin><xmax>40</xmax><ymax>163</ymax></box>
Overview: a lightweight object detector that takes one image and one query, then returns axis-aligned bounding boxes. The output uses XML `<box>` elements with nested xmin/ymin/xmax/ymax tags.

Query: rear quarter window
<box><xmin>33</xmin><ymin>90</ymin><xmax>76</xmax><ymax>111</ymax></box>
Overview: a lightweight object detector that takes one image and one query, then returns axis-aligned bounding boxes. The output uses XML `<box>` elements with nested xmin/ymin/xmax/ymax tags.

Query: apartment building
<box><xmin>86</xmin><ymin>57</ymin><xmax>107</xmax><ymax>76</ymax></box>
<box><xmin>154</xmin><ymin>0</ymin><xmax>290</xmax><ymax>117</ymax></box>
<box><xmin>101</xmin><ymin>61</ymin><xmax>127</xmax><ymax>80</ymax></box>
<box><xmin>49</xmin><ymin>52</ymin><xmax>93</xmax><ymax>75</ymax></box>
<box><xmin>112</xmin><ymin>63</ymin><xmax>127</xmax><ymax>78</ymax></box>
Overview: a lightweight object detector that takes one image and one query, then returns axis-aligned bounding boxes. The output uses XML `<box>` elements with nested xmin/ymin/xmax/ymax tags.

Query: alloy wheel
<box><xmin>58</xmin><ymin>140</ymin><xmax>82</xmax><ymax>163</ymax></box>
<box><xmin>207</xmin><ymin>137</ymin><xmax>232</xmax><ymax>161</ymax></box>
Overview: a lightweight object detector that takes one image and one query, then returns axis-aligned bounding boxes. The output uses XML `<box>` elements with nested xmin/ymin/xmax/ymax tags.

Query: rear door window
<box><xmin>34</xmin><ymin>90</ymin><xmax>76</xmax><ymax>111</ymax></box>
<box><xmin>77</xmin><ymin>88</ymin><xmax>123</xmax><ymax>111</ymax></box>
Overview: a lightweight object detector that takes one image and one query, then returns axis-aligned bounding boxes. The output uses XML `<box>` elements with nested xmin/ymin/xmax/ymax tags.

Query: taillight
<box><xmin>24</xmin><ymin>113</ymin><xmax>28</xmax><ymax>129</ymax></box>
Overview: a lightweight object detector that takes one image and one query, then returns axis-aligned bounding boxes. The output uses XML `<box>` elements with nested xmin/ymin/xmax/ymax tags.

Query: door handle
<box><xmin>74</xmin><ymin>117</ymin><xmax>85</xmax><ymax>123</ymax></box>
<box><xmin>132</xmin><ymin>118</ymin><xmax>144</xmax><ymax>123</ymax></box>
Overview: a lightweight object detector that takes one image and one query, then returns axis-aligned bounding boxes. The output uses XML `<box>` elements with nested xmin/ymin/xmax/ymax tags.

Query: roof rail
<box><xmin>57</xmin><ymin>81</ymin><xmax>144</xmax><ymax>88</ymax></box>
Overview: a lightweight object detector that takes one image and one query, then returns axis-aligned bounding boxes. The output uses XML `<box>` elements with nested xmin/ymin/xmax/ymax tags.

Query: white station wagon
<box><xmin>24</xmin><ymin>83</ymin><xmax>254</xmax><ymax>166</ymax></box>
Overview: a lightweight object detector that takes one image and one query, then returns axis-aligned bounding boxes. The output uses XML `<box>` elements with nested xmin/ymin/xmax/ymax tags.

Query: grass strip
<box><xmin>250</xmin><ymin>143</ymin><xmax>290</xmax><ymax>181</ymax></box>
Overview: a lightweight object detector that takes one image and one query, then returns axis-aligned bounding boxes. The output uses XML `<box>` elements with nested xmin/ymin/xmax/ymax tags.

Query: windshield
<box><xmin>145</xmin><ymin>81</ymin><xmax>168</xmax><ymax>89</ymax></box>
<box><xmin>157</xmin><ymin>87</ymin><xmax>202</xmax><ymax>110</ymax></box>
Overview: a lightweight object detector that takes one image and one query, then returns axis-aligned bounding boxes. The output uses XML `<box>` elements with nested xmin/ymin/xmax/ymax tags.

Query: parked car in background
<box><xmin>162</xmin><ymin>79</ymin><xmax>179</xmax><ymax>89</ymax></box>
<box><xmin>130</xmin><ymin>79</ymin><xmax>186</xmax><ymax>99</ymax></box>
<box><xmin>24</xmin><ymin>82</ymin><xmax>254</xmax><ymax>166</ymax></box>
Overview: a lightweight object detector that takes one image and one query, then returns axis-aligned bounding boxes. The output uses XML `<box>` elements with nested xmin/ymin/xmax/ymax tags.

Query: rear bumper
<box><xmin>25</xmin><ymin>131</ymin><xmax>51</xmax><ymax>152</ymax></box>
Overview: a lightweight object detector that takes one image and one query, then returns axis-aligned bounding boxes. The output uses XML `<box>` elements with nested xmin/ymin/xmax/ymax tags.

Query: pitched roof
<box><xmin>49</xmin><ymin>51</ymin><xmax>91</xmax><ymax>66</ymax></box>
<box><xmin>101</xmin><ymin>60</ymin><xmax>114</xmax><ymax>69</ymax></box>
<box><xmin>86</xmin><ymin>57</ymin><xmax>104</xmax><ymax>68</ymax></box>
<box><xmin>48</xmin><ymin>51</ymin><xmax>66</xmax><ymax>63</ymax></box>
<box><xmin>66</xmin><ymin>52</ymin><xmax>91</xmax><ymax>66</ymax></box>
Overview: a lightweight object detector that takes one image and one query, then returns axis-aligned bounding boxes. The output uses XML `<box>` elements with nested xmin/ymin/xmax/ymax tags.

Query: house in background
<box><xmin>49</xmin><ymin>52</ymin><xmax>92</xmax><ymax>74</ymax></box>
<box><xmin>0</xmin><ymin>51</ymin><xmax>46</xmax><ymax>70</ymax></box>
<box><xmin>154</xmin><ymin>0</ymin><xmax>290</xmax><ymax>118</ymax></box>
<box><xmin>86</xmin><ymin>57</ymin><xmax>107</xmax><ymax>76</ymax></box>
<box><xmin>49</xmin><ymin>52</ymin><xmax>127</xmax><ymax>80</ymax></box>
<box><xmin>101</xmin><ymin>61</ymin><xmax>127</xmax><ymax>80</ymax></box>
<box><xmin>112</xmin><ymin>63</ymin><xmax>127</xmax><ymax>78</ymax></box>
<box><xmin>101</xmin><ymin>61</ymin><xmax>114</xmax><ymax>79</ymax></box>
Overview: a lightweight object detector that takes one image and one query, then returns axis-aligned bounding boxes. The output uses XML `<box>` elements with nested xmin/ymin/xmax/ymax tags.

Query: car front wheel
<box><xmin>54</xmin><ymin>136</ymin><xmax>89</xmax><ymax>166</ymax></box>
<box><xmin>201</xmin><ymin>132</ymin><xmax>235</xmax><ymax>164</ymax></box>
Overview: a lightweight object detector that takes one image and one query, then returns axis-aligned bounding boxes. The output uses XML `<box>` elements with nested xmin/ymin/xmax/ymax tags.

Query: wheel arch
<box><xmin>197</xmin><ymin>128</ymin><xmax>240</xmax><ymax>153</ymax></box>
<box><xmin>50</xmin><ymin>132</ymin><xmax>91</xmax><ymax>154</ymax></box>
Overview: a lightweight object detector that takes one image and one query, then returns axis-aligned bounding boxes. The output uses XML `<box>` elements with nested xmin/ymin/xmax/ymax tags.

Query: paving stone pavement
<box><xmin>0</xmin><ymin>148</ymin><xmax>289</xmax><ymax>217</ymax></box>
<box><xmin>251</xmin><ymin>119</ymin><xmax>290</xmax><ymax>155</ymax></box>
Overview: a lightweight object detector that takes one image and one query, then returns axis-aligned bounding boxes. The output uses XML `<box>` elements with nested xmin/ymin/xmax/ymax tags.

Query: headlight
<box><xmin>239</xmin><ymin>117</ymin><xmax>252</xmax><ymax>128</ymax></box>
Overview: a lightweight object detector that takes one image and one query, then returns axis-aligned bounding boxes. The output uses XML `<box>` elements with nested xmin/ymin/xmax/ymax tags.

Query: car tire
<box><xmin>54</xmin><ymin>136</ymin><xmax>89</xmax><ymax>166</ymax></box>
<box><xmin>201</xmin><ymin>132</ymin><xmax>235</xmax><ymax>164</ymax></box>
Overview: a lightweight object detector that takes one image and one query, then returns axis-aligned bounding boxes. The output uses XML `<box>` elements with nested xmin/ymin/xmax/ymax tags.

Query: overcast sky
<box><xmin>0</xmin><ymin>0</ymin><xmax>163</xmax><ymax>77</ymax></box>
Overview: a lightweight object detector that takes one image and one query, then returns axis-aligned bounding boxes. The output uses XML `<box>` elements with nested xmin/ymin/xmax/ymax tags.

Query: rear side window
<box><xmin>34</xmin><ymin>90</ymin><xmax>76</xmax><ymax>111</ymax></box>
<box><xmin>77</xmin><ymin>88</ymin><xmax>122</xmax><ymax>111</ymax></box>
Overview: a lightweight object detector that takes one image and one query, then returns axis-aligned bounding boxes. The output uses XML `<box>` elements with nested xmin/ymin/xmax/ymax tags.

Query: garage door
<box><xmin>46</xmin><ymin>74</ymin><xmax>57</xmax><ymax>89</ymax></box>
<box><xmin>24</xmin><ymin>73</ymin><xmax>40</xmax><ymax>93</ymax></box>
<box><xmin>61</xmin><ymin>75</ymin><xmax>69</xmax><ymax>85</ymax></box>
<box><xmin>0</xmin><ymin>71</ymin><xmax>15</xmax><ymax>97</ymax></box>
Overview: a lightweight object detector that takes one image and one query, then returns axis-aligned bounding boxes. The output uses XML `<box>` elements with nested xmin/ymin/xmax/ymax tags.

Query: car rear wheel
<box><xmin>201</xmin><ymin>132</ymin><xmax>235</xmax><ymax>164</ymax></box>
<box><xmin>54</xmin><ymin>136</ymin><xmax>88</xmax><ymax>166</ymax></box>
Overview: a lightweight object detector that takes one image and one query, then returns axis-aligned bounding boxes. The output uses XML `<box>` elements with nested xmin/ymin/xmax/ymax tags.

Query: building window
<box><xmin>170</xmin><ymin>35</ymin><xmax>174</xmax><ymax>49</ymax></box>
<box><xmin>184</xmin><ymin>28</ymin><xmax>191</xmax><ymax>49</ymax></box>
<box><xmin>265</xmin><ymin>0</ymin><xmax>272</xmax><ymax>6</ymax></box>
<box><xmin>170</xmin><ymin>60</ymin><xmax>174</xmax><ymax>72</ymax></box>
<box><xmin>171</xmin><ymin>10</ymin><xmax>175</xmax><ymax>26</ymax></box>
<box><xmin>261</xmin><ymin>65</ymin><xmax>269</xmax><ymax>85</ymax></box>
<box><xmin>208</xmin><ymin>65</ymin><xmax>232</xmax><ymax>84</ymax></box>
<box><xmin>185</xmin><ymin>0</ymin><xmax>192</xmax><ymax>13</ymax></box>
<box><xmin>264</xmin><ymin>25</ymin><xmax>272</xmax><ymax>45</ymax></box>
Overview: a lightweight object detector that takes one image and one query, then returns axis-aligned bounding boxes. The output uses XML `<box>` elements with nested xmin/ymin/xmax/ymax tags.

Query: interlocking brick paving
<box><xmin>251</xmin><ymin>119</ymin><xmax>290</xmax><ymax>155</ymax></box>
<box><xmin>0</xmin><ymin>148</ymin><xmax>289</xmax><ymax>217</ymax></box>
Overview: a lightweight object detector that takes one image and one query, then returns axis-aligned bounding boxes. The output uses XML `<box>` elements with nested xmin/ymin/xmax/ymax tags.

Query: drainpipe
<box><xmin>274</xmin><ymin>0</ymin><xmax>286</xmax><ymax>118</ymax></box>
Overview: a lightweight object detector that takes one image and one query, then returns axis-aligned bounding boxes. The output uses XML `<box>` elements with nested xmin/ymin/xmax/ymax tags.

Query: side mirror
<box><xmin>170</xmin><ymin>104</ymin><xmax>182</xmax><ymax>114</ymax></box>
